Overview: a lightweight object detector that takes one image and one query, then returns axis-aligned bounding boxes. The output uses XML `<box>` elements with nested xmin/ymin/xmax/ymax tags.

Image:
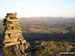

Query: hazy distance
<box><xmin>0</xmin><ymin>0</ymin><xmax>75</xmax><ymax>19</ymax></box>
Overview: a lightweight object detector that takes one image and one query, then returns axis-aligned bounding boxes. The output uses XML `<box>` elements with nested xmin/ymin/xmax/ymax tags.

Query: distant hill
<box><xmin>19</xmin><ymin>17</ymin><xmax>75</xmax><ymax>26</ymax></box>
<box><xmin>0</xmin><ymin>17</ymin><xmax>75</xmax><ymax>23</ymax></box>
<box><xmin>19</xmin><ymin>17</ymin><xmax>75</xmax><ymax>22</ymax></box>
<box><xmin>0</xmin><ymin>17</ymin><xmax>75</xmax><ymax>42</ymax></box>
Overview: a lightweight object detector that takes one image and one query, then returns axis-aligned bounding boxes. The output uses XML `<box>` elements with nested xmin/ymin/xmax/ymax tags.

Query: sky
<box><xmin>0</xmin><ymin>0</ymin><xmax>75</xmax><ymax>18</ymax></box>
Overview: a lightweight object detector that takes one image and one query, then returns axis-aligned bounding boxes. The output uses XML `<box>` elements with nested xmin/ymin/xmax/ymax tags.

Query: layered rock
<box><xmin>2</xmin><ymin>13</ymin><xmax>29</xmax><ymax>49</ymax></box>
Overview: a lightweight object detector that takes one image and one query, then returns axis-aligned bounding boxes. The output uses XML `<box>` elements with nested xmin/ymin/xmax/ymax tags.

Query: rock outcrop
<box><xmin>2</xmin><ymin>13</ymin><xmax>29</xmax><ymax>49</ymax></box>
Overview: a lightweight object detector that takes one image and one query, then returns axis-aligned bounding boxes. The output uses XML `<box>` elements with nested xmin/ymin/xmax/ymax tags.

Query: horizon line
<box><xmin>0</xmin><ymin>16</ymin><xmax>75</xmax><ymax>19</ymax></box>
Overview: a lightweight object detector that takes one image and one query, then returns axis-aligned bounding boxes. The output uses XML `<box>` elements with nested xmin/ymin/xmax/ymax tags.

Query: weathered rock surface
<box><xmin>2</xmin><ymin>13</ymin><xmax>30</xmax><ymax>49</ymax></box>
<box><xmin>0</xmin><ymin>13</ymin><xmax>30</xmax><ymax>56</ymax></box>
